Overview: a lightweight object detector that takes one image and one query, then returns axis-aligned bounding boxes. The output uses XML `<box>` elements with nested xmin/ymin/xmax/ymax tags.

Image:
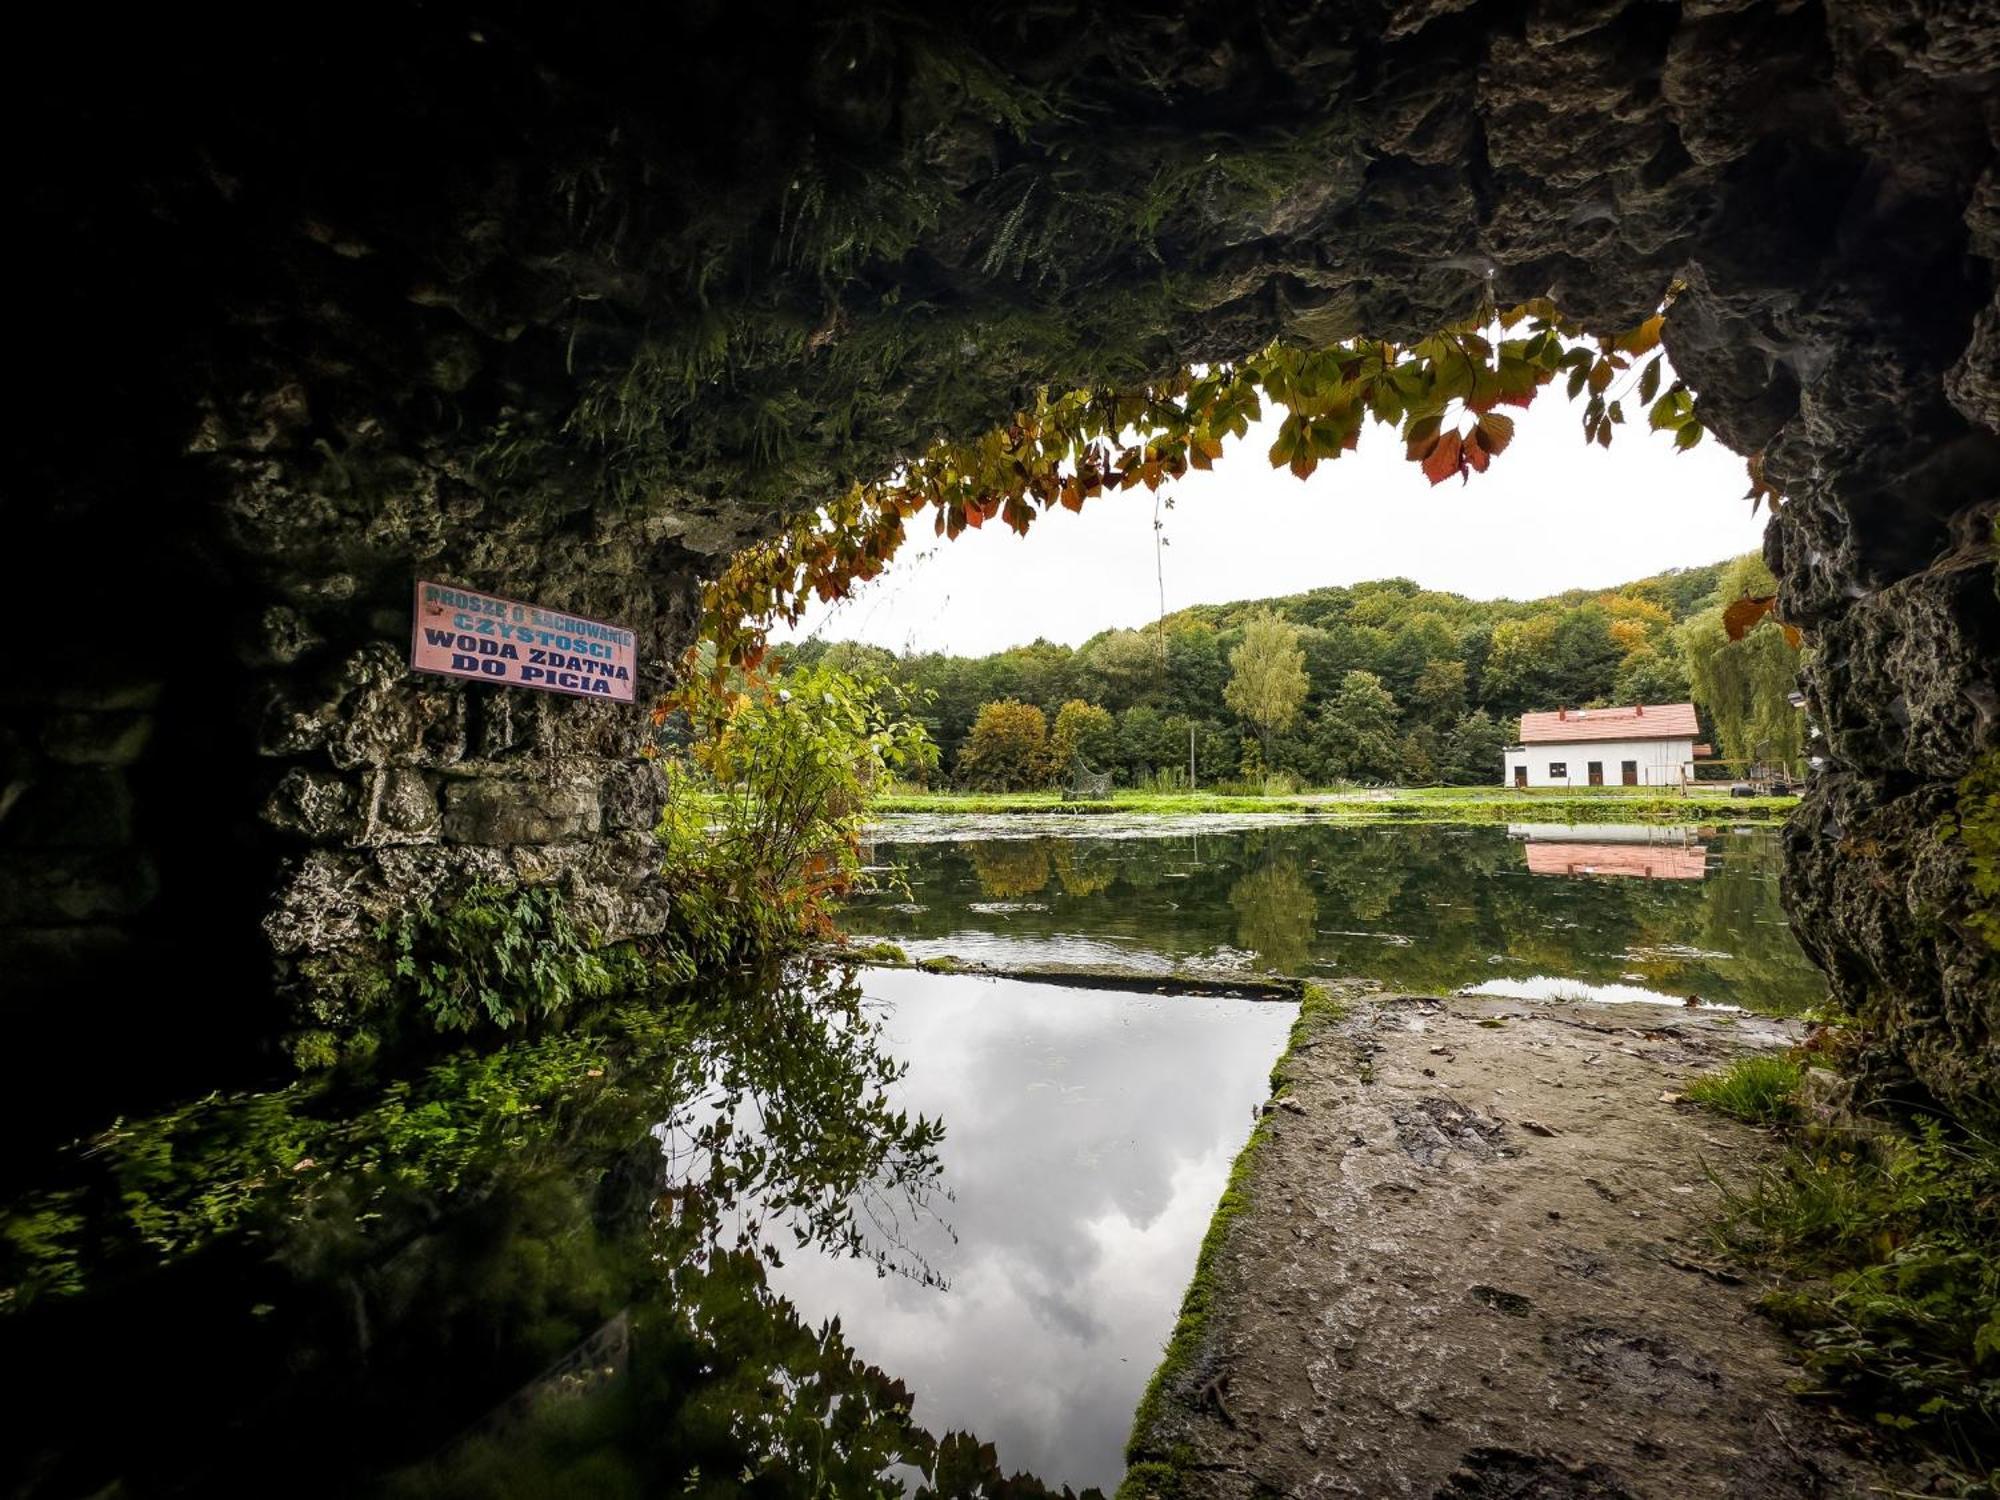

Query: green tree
<box><xmin>1049</xmin><ymin>699</ymin><xmax>1115</xmax><ymax>772</ymax></box>
<box><xmin>1479</xmin><ymin>614</ymin><xmax>1562</xmax><ymax>712</ymax></box>
<box><xmin>1316</xmin><ymin>669</ymin><xmax>1403</xmax><ymax>782</ymax></box>
<box><xmin>1077</xmin><ymin>627</ymin><xmax>1161</xmax><ymax>710</ymax></box>
<box><xmin>1399</xmin><ymin>727</ymin><xmax>1442</xmax><ymax>784</ymax></box>
<box><xmin>1409</xmin><ymin>658</ymin><xmax>1469</xmax><ymax>727</ymax></box>
<box><xmin>1116</xmin><ymin>703</ymin><xmax>1178</xmax><ymax>781</ymax></box>
<box><xmin>1444</xmin><ymin>709</ymin><xmax>1511</xmax><ymax>785</ymax></box>
<box><xmin>1679</xmin><ymin>555</ymin><xmax>1805</xmax><ymax>769</ymax></box>
<box><xmin>1612</xmin><ymin>643</ymin><xmax>1690</xmax><ymax>705</ymax></box>
<box><xmin>1224</xmin><ymin>610</ymin><xmax>1309</xmax><ymax>763</ymax></box>
<box><xmin>955</xmin><ymin>700</ymin><xmax>1051</xmax><ymax>789</ymax></box>
<box><xmin>1163</xmin><ymin>623</ymin><xmax>1227</xmax><ymax>718</ymax></box>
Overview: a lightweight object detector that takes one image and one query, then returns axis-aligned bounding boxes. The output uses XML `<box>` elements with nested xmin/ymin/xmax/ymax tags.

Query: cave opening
<box><xmin>1</xmin><ymin>3</ymin><xmax>1995</xmax><ymax>1492</ymax></box>
<box><xmin>2</xmin><ymin>0</ymin><xmax>1992</xmax><ymax>1150</ymax></box>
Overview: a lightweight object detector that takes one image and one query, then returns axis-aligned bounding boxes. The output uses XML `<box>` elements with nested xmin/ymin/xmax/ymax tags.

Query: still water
<box><xmin>1</xmin><ymin>821</ymin><xmax>1820</xmax><ymax>1497</ymax></box>
<box><xmin>767</xmin><ymin>970</ymin><xmax>1293</xmax><ymax>1490</ymax></box>
<box><xmin>846</xmin><ymin>819</ymin><xmax>1825</xmax><ymax>1014</ymax></box>
<box><xmin>1</xmin><ymin>960</ymin><xmax>1288</xmax><ymax>1497</ymax></box>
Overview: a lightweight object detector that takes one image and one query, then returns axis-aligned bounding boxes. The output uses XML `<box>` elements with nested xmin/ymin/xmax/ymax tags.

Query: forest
<box><xmin>777</xmin><ymin>551</ymin><xmax>1806</xmax><ymax>789</ymax></box>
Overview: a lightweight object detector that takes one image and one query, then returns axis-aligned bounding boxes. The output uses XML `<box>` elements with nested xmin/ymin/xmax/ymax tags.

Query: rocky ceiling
<box><xmin>3</xmin><ymin>1</ymin><xmax>1994</xmax><ymax>1130</ymax></box>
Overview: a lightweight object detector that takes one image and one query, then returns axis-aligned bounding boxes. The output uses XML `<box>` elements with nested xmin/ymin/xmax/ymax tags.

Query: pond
<box><xmin>0</xmin><ymin>960</ymin><xmax>1289</xmax><ymax>1498</ymax></box>
<box><xmin>767</xmin><ymin>970</ymin><xmax>1292</xmax><ymax>1490</ymax></box>
<box><xmin>1</xmin><ymin>818</ymin><xmax>1822</xmax><ymax>1498</ymax></box>
<box><xmin>845</xmin><ymin>818</ymin><xmax>1826</xmax><ymax>1015</ymax></box>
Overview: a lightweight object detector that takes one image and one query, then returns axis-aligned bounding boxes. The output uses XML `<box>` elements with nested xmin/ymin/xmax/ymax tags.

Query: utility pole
<box><xmin>1189</xmin><ymin>722</ymin><xmax>1197</xmax><ymax>791</ymax></box>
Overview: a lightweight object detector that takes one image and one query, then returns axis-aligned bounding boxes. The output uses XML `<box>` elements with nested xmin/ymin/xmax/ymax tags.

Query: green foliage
<box><xmin>1711</xmin><ymin>1116</ymin><xmax>2000</xmax><ymax>1476</ymax></box>
<box><xmin>384</xmin><ymin>884</ymin><xmax>647</xmax><ymax>1035</ymax></box>
<box><xmin>1050</xmin><ymin>698</ymin><xmax>1116</xmax><ymax>772</ymax></box>
<box><xmin>1686</xmin><ymin>1052</ymin><xmax>1805</xmax><ymax>1125</ymax></box>
<box><xmin>660</xmin><ymin>662</ymin><xmax>935</xmax><ymax>960</ymax></box>
<box><xmin>703</xmin><ymin>295</ymin><xmax>1724</xmax><ymax>678</ymax></box>
<box><xmin>1444</xmin><ymin>709</ymin><xmax>1511</xmax><ymax>785</ymax></box>
<box><xmin>1947</xmin><ymin>751</ymin><xmax>2000</xmax><ymax>955</ymax></box>
<box><xmin>955</xmin><ymin>698</ymin><xmax>1051</xmax><ymax>790</ymax></box>
<box><xmin>783</xmin><ymin>557</ymin><xmax>1743</xmax><ymax>788</ymax></box>
<box><xmin>1223</xmin><ymin>610</ymin><xmax>1309</xmax><ymax>758</ymax></box>
<box><xmin>1314</xmin><ymin>669</ymin><xmax>1402</xmax><ymax>783</ymax></box>
<box><xmin>5</xmin><ymin>960</ymin><xmax>1099</xmax><ymax>1494</ymax></box>
<box><xmin>1681</xmin><ymin>554</ymin><xmax>1806</xmax><ymax>769</ymax></box>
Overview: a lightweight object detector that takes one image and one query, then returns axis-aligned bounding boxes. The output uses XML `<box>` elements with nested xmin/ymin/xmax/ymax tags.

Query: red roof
<box><xmin>1524</xmin><ymin>842</ymin><xmax>1709</xmax><ymax>880</ymax></box>
<box><xmin>1518</xmin><ymin>702</ymin><xmax>1698</xmax><ymax>744</ymax></box>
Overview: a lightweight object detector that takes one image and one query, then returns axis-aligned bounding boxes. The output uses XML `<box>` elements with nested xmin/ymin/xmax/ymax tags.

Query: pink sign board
<box><xmin>410</xmin><ymin>580</ymin><xmax>637</xmax><ymax>703</ymax></box>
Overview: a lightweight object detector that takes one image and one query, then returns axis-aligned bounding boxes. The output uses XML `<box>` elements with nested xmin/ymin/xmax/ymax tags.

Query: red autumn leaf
<box><xmin>1403</xmin><ymin>413</ymin><xmax>1443</xmax><ymax>462</ymax></box>
<box><xmin>1421</xmin><ymin>428</ymin><xmax>1465</xmax><ymax>486</ymax></box>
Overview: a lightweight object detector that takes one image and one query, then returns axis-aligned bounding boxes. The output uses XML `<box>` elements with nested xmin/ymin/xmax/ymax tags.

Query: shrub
<box><xmin>658</xmin><ymin>663</ymin><xmax>934</xmax><ymax>961</ymax></box>
<box><xmin>955</xmin><ymin>699</ymin><xmax>1050</xmax><ymax>789</ymax></box>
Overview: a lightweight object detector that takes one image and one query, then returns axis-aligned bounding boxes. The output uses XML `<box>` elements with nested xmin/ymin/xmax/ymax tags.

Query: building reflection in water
<box><xmin>1508</xmin><ymin>823</ymin><xmax>1710</xmax><ymax>881</ymax></box>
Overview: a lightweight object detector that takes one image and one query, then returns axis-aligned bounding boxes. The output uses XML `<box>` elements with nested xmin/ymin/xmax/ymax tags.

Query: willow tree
<box><xmin>1224</xmin><ymin>611</ymin><xmax>1309</xmax><ymax>768</ymax></box>
<box><xmin>1680</xmin><ymin>555</ymin><xmax>1805</xmax><ymax>770</ymax></box>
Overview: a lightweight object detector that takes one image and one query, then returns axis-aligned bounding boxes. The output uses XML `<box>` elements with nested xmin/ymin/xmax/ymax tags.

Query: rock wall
<box><xmin>5</xmin><ymin>2</ymin><xmax>1994</xmax><ymax>1121</ymax></box>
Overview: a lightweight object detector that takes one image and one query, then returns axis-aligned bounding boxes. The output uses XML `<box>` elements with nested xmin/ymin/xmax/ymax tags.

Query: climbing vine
<box><xmin>693</xmin><ymin>293</ymin><xmax>1743</xmax><ymax>681</ymax></box>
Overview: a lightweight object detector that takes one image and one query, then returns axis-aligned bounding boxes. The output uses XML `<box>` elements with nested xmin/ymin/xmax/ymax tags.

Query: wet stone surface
<box><xmin>1124</xmin><ymin>994</ymin><xmax>1920</xmax><ymax>1499</ymax></box>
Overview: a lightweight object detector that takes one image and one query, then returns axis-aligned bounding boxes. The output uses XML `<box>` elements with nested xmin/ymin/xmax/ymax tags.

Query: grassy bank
<box><xmin>874</xmin><ymin>785</ymin><xmax>1800</xmax><ymax>824</ymax></box>
<box><xmin>1687</xmin><ymin>1055</ymin><xmax>2000</xmax><ymax>1486</ymax></box>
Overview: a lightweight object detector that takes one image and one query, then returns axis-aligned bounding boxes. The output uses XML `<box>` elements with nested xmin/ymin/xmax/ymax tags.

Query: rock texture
<box><xmin>3</xmin><ymin>4</ymin><xmax>1995</xmax><ymax>1115</ymax></box>
<box><xmin>1125</xmin><ymin>992</ymin><xmax>1925</xmax><ymax>1498</ymax></box>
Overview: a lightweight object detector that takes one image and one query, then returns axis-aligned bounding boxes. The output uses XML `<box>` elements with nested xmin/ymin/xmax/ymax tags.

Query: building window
<box><xmin>1622</xmin><ymin>760</ymin><xmax>1638</xmax><ymax>785</ymax></box>
<box><xmin>1548</xmin><ymin>761</ymin><xmax>1567</xmax><ymax>779</ymax></box>
<box><xmin>1587</xmin><ymin>761</ymin><xmax>1603</xmax><ymax>786</ymax></box>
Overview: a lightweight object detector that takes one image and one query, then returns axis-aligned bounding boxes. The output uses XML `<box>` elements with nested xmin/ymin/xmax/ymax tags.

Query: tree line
<box><xmin>776</xmin><ymin>552</ymin><xmax>1805</xmax><ymax>789</ymax></box>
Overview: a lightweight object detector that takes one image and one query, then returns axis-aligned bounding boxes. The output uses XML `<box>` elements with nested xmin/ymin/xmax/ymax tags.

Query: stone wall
<box><xmin>4</xmin><ymin>2</ymin><xmax>1994</xmax><ymax>1122</ymax></box>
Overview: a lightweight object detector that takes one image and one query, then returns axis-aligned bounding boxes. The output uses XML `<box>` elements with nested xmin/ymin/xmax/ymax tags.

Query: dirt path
<box><xmin>1124</xmin><ymin>993</ymin><xmax>1913</xmax><ymax>1500</ymax></box>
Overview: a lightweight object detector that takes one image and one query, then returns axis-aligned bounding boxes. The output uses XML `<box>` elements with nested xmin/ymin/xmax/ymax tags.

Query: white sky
<box><xmin>777</xmin><ymin>370</ymin><xmax>1770</xmax><ymax>657</ymax></box>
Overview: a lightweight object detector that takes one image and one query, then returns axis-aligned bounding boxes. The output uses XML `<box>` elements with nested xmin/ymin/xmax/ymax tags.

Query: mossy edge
<box><xmin>1117</xmin><ymin>982</ymin><xmax>1352</xmax><ymax>1497</ymax></box>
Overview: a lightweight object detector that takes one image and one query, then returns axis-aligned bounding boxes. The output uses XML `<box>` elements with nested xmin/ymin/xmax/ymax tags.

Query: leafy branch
<box><xmin>695</xmin><ymin>292</ymin><xmax>1753</xmax><ymax>683</ymax></box>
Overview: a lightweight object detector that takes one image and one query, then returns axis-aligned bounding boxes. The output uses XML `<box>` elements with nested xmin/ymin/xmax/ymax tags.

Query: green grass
<box><xmin>874</xmin><ymin>785</ymin><xmax>1798</xmax><ymax>825</ymax></box>
<box><xmin>1687</xmin><ymin>1053</ymin><xmax>1807</xmax><ymax>1125</ymax></box>
<box><xmin>1709</xmin><ymin>1116</ymin><xmax>2000</xmax><ymax>1482</ymax></box>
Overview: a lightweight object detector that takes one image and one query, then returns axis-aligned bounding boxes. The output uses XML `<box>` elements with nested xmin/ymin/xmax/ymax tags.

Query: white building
<box><xmin>1502</xmin><ymin>703</ymin><xmax>1704</xmax><ymax>788</ymax></box>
